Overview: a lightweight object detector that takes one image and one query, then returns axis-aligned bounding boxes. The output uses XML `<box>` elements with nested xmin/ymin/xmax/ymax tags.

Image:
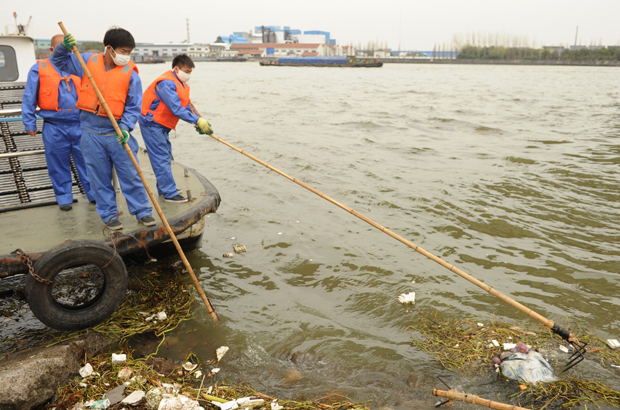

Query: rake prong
<box><xmin>563</xmin><ymin>339</ymin><xmax>587</xmax><ymax>372</ymax></box>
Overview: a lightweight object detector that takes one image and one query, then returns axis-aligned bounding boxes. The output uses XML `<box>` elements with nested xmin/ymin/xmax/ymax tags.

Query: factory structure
<box><xmin>129</xmin><ymin>25</ymin><xmax>352</xmax><ymax>61</ymax></box>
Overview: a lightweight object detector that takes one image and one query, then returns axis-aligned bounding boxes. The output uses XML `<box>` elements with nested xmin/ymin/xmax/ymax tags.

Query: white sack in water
<box><xmin>398</xmin><ymin>292</ymin><xmax>415</xmax><ymax>304</ymax></box>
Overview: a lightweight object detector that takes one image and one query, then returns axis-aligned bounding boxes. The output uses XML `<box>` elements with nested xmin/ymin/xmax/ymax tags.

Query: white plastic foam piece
<box><xmin>503</xmin><ymin>343</ymin><xmax>517</xmax><ymax>351</ymax></box>
<box><xmin>398</xmin><ymin>292</ymin><xmax>416</xmax><ymax>304</ymax></box>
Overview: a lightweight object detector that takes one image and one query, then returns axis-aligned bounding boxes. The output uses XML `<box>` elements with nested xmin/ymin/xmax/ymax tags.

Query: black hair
<box><xmin>103</xmin><ymin>26</ymin><xmax>135</xmax><ymax>50</ymax></box>
<box><xmin>172</xmin><ymin>54</ymin><xmax>195</xmax><ymax>69</ymax></box>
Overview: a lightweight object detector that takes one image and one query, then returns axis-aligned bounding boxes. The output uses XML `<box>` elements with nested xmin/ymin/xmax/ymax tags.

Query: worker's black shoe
<box><xmin>59</xmin><ymin>204</ymin><xmax>72</xmax><ymax>211</ymax></box>
<box><xmin>107</xmin><ymin>219</ymin><xmax>123</xmax><ymax>230</ymax></box>
<box><xmin>164</xmin><ymin>194</ymin><xmax>188</xmax><ymax>203</ymax></box>
<box><xmin>139</xmin><ymin>215</ymin><xmax>157</xmax><ymax>227</ymax></box>
<box><xmin>90</xmin><ymin>200</ymin><xmax>96</xmax><ymax>205</ymax></box>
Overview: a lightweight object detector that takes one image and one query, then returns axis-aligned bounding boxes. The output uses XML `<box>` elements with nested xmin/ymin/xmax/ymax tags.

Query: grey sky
<box><xmin>3</xmin><ymin>0</ymin><xmax>619</xmax><ymax>50</ymax></box>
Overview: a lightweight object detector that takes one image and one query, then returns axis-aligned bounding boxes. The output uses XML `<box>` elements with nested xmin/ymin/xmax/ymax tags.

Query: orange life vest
<box><xmin>76</xmin><ymin>53</ymin><xmax>138</xmax><ymax>120</ymax></box>
<box><xmin>141</xmin><ymin>70</ymin><xmax>191</xmax><ymax>130</ymax></box>
<box><xmin>37</xmin><ymin>59</ymin><xmax>81</xmax><ymax>111</ymax></box>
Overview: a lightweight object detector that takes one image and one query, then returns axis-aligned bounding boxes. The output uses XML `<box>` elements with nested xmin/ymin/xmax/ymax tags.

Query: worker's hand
<box><xmin>116</xmin><ymin>129</ymin><xmax>130</xmax><ymax>145</ymax></box>
<box><xmin>196</xmin><ymin>118</ymin><xmax>213</xmax><ymax>135</ymax></box>
<box><xmin>27</xmin><ymin>131</ymin><xmax>37</xmax><ymax>136</ymax></box>
<box><xmin>63</xmin><ymin>33</ymin><xmax>77</xmax><ymax>49</ymax></box>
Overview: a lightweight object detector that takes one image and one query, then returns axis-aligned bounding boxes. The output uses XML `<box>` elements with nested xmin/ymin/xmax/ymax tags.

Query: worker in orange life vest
<box><xmin>139</xmin><ymin>54</ymin><xmax>213</xmax><ymax>203</ymax></box>
<box><xmin>53</xmin><ymin>27</ymin><xmax>155</xmax><ymax>231</ymax></box>
<box><xmin>22</xmin><ymin>34</ymin><xmax>94</xmax><ymax>211</ymax></box>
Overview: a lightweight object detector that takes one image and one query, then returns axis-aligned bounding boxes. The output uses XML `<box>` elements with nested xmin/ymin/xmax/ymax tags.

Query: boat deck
<box><xmin>0</xmin><ymin>150</ymin><xmax>220</xmax><ymax>277</ymax></box>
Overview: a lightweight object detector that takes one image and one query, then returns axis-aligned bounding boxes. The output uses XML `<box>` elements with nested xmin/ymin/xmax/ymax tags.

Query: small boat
<box><xmin>137</xmin><ymin>58</ymin><xmax>166</xmax><ymax>64</ymax></box>
<box><xmin>216</xmin><ymin>57</ymin><xmax>247</xmax><ymax>62</ymax></box>
<box><xmin>260</xmin><ymin>56</ymin><xmax>383</xmax><ymax>68</ymax></box>
<box><xmin>0</xmin><ymin>29</ymin><xmax>220</xmax><ymax>331</ymax></box>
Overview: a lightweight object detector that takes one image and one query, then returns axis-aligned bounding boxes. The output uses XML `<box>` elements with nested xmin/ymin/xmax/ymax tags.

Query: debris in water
<box><xmin>103</xmin><ymin>384</ymin><xmax>126</xmax><ymax>405</ymax></box>
<box><xmin>111</xmin><ymin>353</ymin><xmax>126</xmax><ymax>364</ymax></box>
<box><xmin>117</xmin><ymin>368</ymin><xmax>132</xmax><ymax>380</ymax></box>
<box><xmin>271</xmin><ymin>400</ymin><xmax>283</xmax><ymax>410</ymax></box>
<box><xmin>497</xmin><ymin>345</ymin><xmax>557</xmax><ymax>384</ymax></box>
<box><xmin>477</xmin><ymin>322</ymin><xmax>484</xmax><ymax>327</ymax></box>
<box><xmin>491</xmin><ymin>340</ymin><xmax>500</xmax><ymax>347</ymax></box>
<box><xmin>84</xmin><ymin>398</ymin><xmax>110</xmax><ymax>409</ymax></box>
<box><xmin>121</xmin><ymin>390</ymin><xmax>145</xmax><ymax>406</ymax></box>
<box><xmin>232</xmin><ymin>244</ymin><xmax>247</xmax><ymax>253</ymax></box>
<box><xmin>195</xmin><ymin>370</ymin><xmax>203</xmax><ymax>378</ymax></box>
<box><xmin>223</xmin><ymin>253</ymin><xmax>234</xmax><ymax>258</ymax></box>
<box><xmin>159</xmin><ymin>395</ymin><xmax>202</xmax><ymax>410</ymax></box>
<box><xmin>607</xmin><ymin>339</ymin><xmax>620</xmax><ymax>349</ymax></box>
<box><xmin>216</xmin><ymin>346</ymin><xmax>229</xmax><ymax>362</ymax></box>
<box><xmin>503</xmin><ymin>343</ymin><xmax>517</xmax><ymax>351</ymax></box>
<box><xmin>559</xmin><ymin>345</ymin><xmax>569</xmax><ymax>353</ymax></box>
<box><xmin>398</xmin><ymin>292</ymin><xmax>415</xmax><ymax>304</ymax></box>
<box><xmin>182</xmin><ymin>362</ymin><xmax>197</xmax><ymax>372</ymax></box>
<box><xmin>79</xmin><ymin>363</ymin><xmax>93</xmax><ymax>378</ymax></box>
<box><xmin>212</xmin><ymin>367</ymin><xmax>221</xmax><ymax>374</ymax></box>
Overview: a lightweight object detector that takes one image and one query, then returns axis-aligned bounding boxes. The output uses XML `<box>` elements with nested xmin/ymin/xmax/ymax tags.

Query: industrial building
<box><xmin>130</xmin><ymin>43</ymin><xmax>214</xmax><ymax>62</ymax></box>
<box><xmin>215</xmin><ymin>26</ymin><xmax>336</xmax><ymax>46</ymax></box>
<box><xmin>229</xmin><ymin>43</ymin><xmax>355</xmax><ymax>58</ymax></box>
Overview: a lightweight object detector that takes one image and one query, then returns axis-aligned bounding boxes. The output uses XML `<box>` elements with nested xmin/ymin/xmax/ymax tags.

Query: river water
<box><xmin>7</xmin><ymin>62</ymin><xmax>620</xmax><ymax>408</ymax></box>
<box><xmin>131</xmin><ymin>62</ymin><xmax>620</xmax><ymax>408</ymax></box>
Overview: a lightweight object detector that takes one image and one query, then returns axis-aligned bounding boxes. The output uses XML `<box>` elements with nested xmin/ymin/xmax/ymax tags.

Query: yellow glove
<box><xmin>63</xmin><ymin>33</ymin><xmax>77</xmax><ymax>49</ymax></box>
<box><xmin>196</xmin><ymin>118</ymin><xmax>213</xmax><ymax>135</ymax></box>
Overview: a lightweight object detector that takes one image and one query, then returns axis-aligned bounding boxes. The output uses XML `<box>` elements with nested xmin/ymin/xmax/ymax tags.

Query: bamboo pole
<box><xmin>59</xmin><ymin>22</ymin><xmax>219</xmax><ymax>324</ymax></box>
<box><xmin>433</xmin><ymin>389</ymin><xmax>531</xmax><ymax>410</ymax></box>
<box><xmin>189</xmin><ymin>108</ymin><xmax>581</xmax><ymax>344</ymax></box>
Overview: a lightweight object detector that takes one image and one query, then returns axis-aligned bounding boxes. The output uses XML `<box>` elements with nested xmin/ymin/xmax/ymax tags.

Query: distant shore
<box><xmin>376</xmin><ymin>58</ymin><xmax>620</xmax><ymax>67</ymax></box>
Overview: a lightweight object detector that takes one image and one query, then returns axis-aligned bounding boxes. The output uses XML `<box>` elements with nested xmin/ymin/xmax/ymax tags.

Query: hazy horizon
<box><xmin>3</xmin><ymin>0</ymin><xmax>619</xmax><ymax>50</ymax></box>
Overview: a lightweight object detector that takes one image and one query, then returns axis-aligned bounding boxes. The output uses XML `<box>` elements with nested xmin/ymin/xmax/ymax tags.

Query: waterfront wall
<box><xmin>377</xmin><ymin>58</ymin><xmax>620</xmax><ymax>67</ymax></box>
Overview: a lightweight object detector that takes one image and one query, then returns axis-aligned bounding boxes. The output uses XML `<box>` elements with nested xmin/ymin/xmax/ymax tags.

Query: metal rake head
<box><xmin>552</xmin><ymin>323</ymin><xmax>587</xmax><ymax>372</ymax></box>
<box><xmin>563</xmin><ymin>338</ymin><xmax>587</xmax><ymax>372</ymax></box>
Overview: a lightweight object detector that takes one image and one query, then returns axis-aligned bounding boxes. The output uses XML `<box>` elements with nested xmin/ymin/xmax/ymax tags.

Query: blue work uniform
<box><xmin>52</xmin><ymin>44</ymin><xmax>152</xmax><ymax>223</ymax></box>
<box><xmin>138</xmin><ymin>73</ymin><xmax>199</xmax><ymax>199</ymax></box>
<box><xmin>21</xmin><ymin>59</ymin><xmax>94</xmax><ymax>206</ymax></box>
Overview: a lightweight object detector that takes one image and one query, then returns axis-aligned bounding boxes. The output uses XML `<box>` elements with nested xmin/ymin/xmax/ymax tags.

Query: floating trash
<box><xmin>477</xmin><ymin>323</ymin><xmax>484</xmax><ymax>327</ymax></box>
<box><xmin>398</xmin><ymin>292</ymin><xmax>415</xmax><ymax>304</ymax></box>
<box><xmin>111</xmin><ymin>353</ymin><xmax>126</xmax><ymax>364</ymax></box>
<box><xmin>607</xmin><ymin>339</ymin><xmax>620</xmax><ymax>349</ymax></box>
<box><xmin>223</xmin><ymin>253</ymin><xmax>234</xmax><ymax>258</ymax></box>
<box><xmin>491</xmin><ymin>340</ymin><xmax>500</xmax><ymax>347</ymax></box>
<box><xmin>79</xmin><ymin>363</ymin><xmax>93</xmax><ymax>378</ymax></box>
<box><xmin>211</xmin><ymin>368</ymin><xmax>220</xmax><ymax>374</ymax></box>
<box><xmin>182</xmin><ymin>362</ymin><xmax>197</xmax><ymax>372</ymax></box>
<box><xmin>121</xmin><ymin>390</ymin><xmax>145</xmax><ymax>406</ymax></box>
<box><xmin>118</xmin><ymin>368</ymin><xmax>132</xmax><ymax>380</ymax></box>
<box><xmin>559</xmin><ymin>345</ymin><xmax>570</xmax><ymax>353</ymax></box>
<box><xmin>503</xmin><ymin>343</ymin><xmax>517</xmax><ymax>351</ymax></box>
<box><xmin>145</xmin><ymin>311</ymin><xmax>167</xmax><ymax>322</ymax></box>
<box><xmin>497</xmin><ymin>347</ymin><xmax>557</xmax><ymax>384</ymax></box>
<box><xmin>195</xmin><ymin>370</ymin><xmax>203</xmax><ymax>378</ymax></box>
<box><xmin>85</xmin><ymin>398</ymin><xmax>110</xmax><ymax>409</ymax></box>
<box><xmin>232</xmin><ymin>244</ymin><xmax>247</xmax><ymax>253</ymax></box>
<box><xmin>271</xmin><ymin>400</ymin><xmax>284</xmax><ymax>410</ymax></box>
<box><xmin>216</xmin><ymin>346</ymin><xmax>229</xmax><ymax>362</ymax></box>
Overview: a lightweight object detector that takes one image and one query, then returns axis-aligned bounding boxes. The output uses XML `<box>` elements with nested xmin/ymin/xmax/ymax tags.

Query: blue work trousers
<box><xmin>42</xmin><ymin>120</ymin><xmax>94</xmax><ymax>205</ymax></box>
<box><xmin>139</xmin><ymin>118</ymin><xmax>178</xmax><ymax>198</ymax></box>
<box><xmin>80</xmin><ymin>130</ymin><xmax>152</xmax><ymax>223</ymax></box>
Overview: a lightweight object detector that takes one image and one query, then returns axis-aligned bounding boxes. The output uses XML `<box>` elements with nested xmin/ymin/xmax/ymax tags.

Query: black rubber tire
<box><xmin>26</xmin><ymin>240</ymin><xmax>128</xmax><ymax>331</ymax></box>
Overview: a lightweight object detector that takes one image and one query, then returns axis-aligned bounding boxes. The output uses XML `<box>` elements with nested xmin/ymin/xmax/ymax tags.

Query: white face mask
<box><xmin>110</xmin><ymin>47</ymin><xmax>131</xmax><ymax>66</ymax></box>
<box><xmin>175</xmin><ymin>68</ymin><xmax>191</xmax><ymax>83</ymax></box>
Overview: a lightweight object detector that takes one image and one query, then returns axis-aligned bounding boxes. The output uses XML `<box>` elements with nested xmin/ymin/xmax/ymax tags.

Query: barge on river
<box><xmin>260</xmin><ymin>56</ymin><xmax>383</xmax><ymax>67</ymax></box>
<box><xmin>0</xmin><ymin>32</ymin><xmax>220</xmax><ymax>331</ymax></box>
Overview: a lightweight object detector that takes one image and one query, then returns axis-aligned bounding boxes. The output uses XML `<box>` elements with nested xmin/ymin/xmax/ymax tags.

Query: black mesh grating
<box><xmin>1</xmin><ymin>83</ymin><xmax>86</xmax><ymax>208</ymax></box>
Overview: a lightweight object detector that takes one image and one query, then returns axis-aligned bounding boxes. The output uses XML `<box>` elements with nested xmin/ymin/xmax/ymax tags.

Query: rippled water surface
<box><xmin>132</xmin><ymin>62</ymin><xmax>620</xmax><ymax>408</ymax></box>
<box><xmin>12</xmin><ymin>62</ymin><xmax>620</xmax><ymax>408</ymax></box>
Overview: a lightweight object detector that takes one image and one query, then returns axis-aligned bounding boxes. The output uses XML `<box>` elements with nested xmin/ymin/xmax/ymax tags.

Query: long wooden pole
<box><xmin>189</xmin><ymin>109</ymin><xmax>580</xmax><ymax>343</ymax></box>
<box><xmin>59</xmin><ymin>22</ymin><xmax>219</xmax><ymax>324</ymax></box>
<box><xmin>433</xmin><ymin>389</ymin><xmax>531</xmax><ymax>410</ymax></box>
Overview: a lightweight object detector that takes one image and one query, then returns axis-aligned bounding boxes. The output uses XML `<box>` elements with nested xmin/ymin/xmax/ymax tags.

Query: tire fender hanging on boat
<box><xmin>25</xmin><ymin>240</ymin><xmax>128</xmax><ymax>331</ymax></box>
